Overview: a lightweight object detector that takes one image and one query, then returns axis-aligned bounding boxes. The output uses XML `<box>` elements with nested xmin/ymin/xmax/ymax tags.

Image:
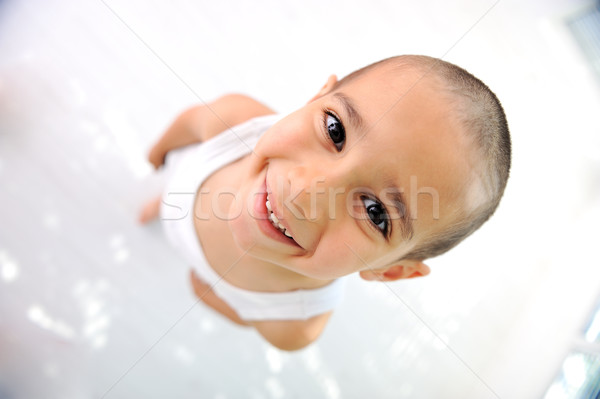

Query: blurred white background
<box><xmin>1</xmin><ymin>0</ymin><xmax>600</xmax><ymax>398</ymax></box>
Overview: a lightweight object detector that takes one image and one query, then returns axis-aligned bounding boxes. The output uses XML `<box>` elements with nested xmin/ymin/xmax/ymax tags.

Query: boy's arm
<box><xmin>148</xmin><ymin>94</ymin><xmax>275</xmax><ymax>169</ymax></box>
<box><xmin>190</xmin><ymin>270</ymin><xmax>331</xmax><ymax>351</ymax></box>
<box><xmin>190</xmin><ymin>270</ymin><xmax>251</xmax><ymax>327</ymax></box>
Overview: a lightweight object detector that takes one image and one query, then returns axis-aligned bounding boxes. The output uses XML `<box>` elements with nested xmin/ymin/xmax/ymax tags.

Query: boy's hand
<box><xmin>148</xmin><ymin>106</ymin><xmax>206</xmax><ymax>169</ymax></box>
<box><xmin>148</xmin><ymin>145</ymin><xmax>168</xmax><ymax>170</ymax></box>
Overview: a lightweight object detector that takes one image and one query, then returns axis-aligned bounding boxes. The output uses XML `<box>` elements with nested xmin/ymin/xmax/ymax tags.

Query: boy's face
<box><xmin>229</xmin><ymin>65</ymin><xmax>471</xmax><ymax>280</ymax></box>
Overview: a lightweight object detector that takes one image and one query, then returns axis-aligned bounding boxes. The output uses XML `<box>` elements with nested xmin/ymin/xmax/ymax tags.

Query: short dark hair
<box><xmin>336</xmin><ymin>55</ymin><xmax>511</xmax><ymax>261</ymax></box>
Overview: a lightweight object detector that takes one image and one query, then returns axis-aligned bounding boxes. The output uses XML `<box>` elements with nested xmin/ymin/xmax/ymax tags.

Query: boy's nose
<box><xmin>285</xmin><ymin>164</ymin><xmax>350</xmax><ymax>223</ymax></box>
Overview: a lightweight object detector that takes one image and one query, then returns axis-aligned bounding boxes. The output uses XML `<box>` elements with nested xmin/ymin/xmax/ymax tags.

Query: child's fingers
<box><xmin>148</xmin><ymin>108</ymin><xmax>206</xmax><ymax>170</ymax></box>
<box><xmin>148</xmin><ymin>143</ymin><xmax>166</xmax><ymax>169</ymax></box>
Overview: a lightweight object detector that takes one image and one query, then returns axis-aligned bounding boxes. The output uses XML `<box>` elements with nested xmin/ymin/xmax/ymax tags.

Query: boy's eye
<box><xmin>362</xmin><ymin>196</ymin><xmax>390</xmax><ymax>237</ymax></box>
<box><xmin>324</xmin><ymin>112</ymin><xmax>346</xmax><ymax>152</ymax></box>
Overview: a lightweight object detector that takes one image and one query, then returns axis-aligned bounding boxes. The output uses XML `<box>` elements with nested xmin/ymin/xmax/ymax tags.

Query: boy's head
<box><xmin>332</xmin><ymin>55</ymin><xmax>511</xmax><ymax>263</ymax></box>
<box><xmin>234</xmin><ymin>55</ymin><xmax>511</xmax><ymax>282</ymax></box>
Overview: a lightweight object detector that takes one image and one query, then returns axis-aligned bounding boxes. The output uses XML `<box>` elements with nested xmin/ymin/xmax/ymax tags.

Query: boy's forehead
<box><xmin>333</xmin><ymin>66</ymin><xmax>454</xmax><ymax>148</ymax></box>
<box><xmin>341</xmin><ymin>64</ymin><xmax>439</xmax><ymax>110</ymax></box>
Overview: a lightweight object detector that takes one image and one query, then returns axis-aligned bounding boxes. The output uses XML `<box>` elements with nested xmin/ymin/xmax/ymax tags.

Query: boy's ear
<box><xmin>307</xmin><ymin>74</ymin><xmax>338</xmax><ymax>103</ymax></box>
<box><xmin>359</xmin><ymin>260</ymin><xmax>431</xmax><ymax>282</ymax></box>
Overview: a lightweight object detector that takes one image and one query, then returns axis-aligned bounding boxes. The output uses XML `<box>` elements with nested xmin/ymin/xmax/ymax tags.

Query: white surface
<box><xmin>1</xmin><ymin>0</ymin><xmax>600</xmax><ymax>398</ymax></box>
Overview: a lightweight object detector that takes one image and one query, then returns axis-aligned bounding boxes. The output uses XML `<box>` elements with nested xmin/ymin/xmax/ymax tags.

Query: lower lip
<box><xmin>254</xmin><ymin>177</ymin><xmax>300</xmax><ymax>248</ymax></box>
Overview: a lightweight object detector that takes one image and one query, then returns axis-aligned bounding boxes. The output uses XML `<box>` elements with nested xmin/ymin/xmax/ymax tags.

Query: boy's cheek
<box><xmin>316</xmin><ymin>237</ymin><xmax>369</xmax><ymax>276</ymax></box>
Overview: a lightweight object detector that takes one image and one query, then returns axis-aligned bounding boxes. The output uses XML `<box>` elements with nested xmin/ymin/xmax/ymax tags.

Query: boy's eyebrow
<box><xmin>387</xmin><ymin>190</ymin><xmax>415</xmax><ymax>241</ymax></box>
<box><xmin>333</xmin><ymin>92</ymin><xmax>364</xmax><ymax>130</ymax></box>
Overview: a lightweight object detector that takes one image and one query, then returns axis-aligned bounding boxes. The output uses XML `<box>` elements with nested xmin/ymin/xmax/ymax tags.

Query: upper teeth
<box><xmin>266</xmin><ymin>195</ymin><xmax>293</xmax><ymax>239</ymax></box>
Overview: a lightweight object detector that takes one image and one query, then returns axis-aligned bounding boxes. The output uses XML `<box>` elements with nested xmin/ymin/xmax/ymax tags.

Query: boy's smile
<box><xmin>251</xmin><ymin>175</ymin><xmax>303</xmax><ymax>248</ymax></box>
<box><xmin>228</xmin><ymin>64</ymin><xmax>471</xmax><ymax>281</ymax></box>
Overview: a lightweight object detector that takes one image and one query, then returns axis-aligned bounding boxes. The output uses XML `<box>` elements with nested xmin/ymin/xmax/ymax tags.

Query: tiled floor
<box><xmin>1</xmin><ymin>0</ymin><xmax>600</xmax><ymax>398</ymax></box>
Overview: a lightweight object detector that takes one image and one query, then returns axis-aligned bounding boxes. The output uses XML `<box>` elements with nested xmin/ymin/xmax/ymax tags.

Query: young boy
<box><xmin>140</xmin><ymin>55</ymin><xmax>511</xmax><ymax>351</ymax></box>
